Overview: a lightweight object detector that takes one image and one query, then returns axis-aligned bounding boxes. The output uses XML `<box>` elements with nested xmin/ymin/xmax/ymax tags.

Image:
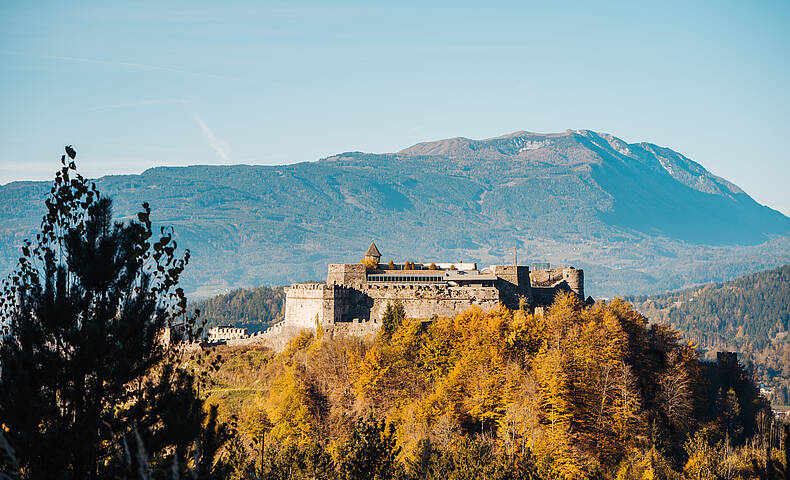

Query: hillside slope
<box><xmin>1</xmin><ymin>130</ymin><xmax>789</xmax><ymax>297</ymax></box>
<box><xmin>191</xmin><ymin>285</ymin><xmax>285</xmax><ymax>332</ymax></box>
<box><xmin>630</xmin><ymin>264</ymin><xmax>790</xmax><ymax>404</ymax></box>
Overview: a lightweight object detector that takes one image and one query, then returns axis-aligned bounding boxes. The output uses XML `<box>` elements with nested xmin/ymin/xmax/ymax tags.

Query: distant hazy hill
<box><xmin>2</xmin><ymin>129</ymin><xmax>789</xmax><ymax>297</ymax></box>
<box><xmin>630</xmin><ymin>264</ymin><xmax>790</xmax><ymax>348</ymax></box>
<box><xmin>190</xmin><ymin>285</ymin><xmax>285</xmax><ymax>333</ymax></box>
<box><xmin>629</xmin><ymin>264</ymin><xmax>790</xmax><ymax>404</ymax></box>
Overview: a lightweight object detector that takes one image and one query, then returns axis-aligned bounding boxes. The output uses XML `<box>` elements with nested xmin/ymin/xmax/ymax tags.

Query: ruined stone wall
<box><xmin>364</xmin><ymin>284</ymin><xmax>501</xmax><ymax>322</ymax></box>
<box><xmin>529</xmin><ymin>267</ymin><xmax>584</xmax><ymax>305</ymax></box>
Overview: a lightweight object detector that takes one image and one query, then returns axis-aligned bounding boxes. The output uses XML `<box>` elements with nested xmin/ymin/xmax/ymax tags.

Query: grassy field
<box><xmin>194</xmin><ymin>345</ymin><xmax>275</xmax><ymax>428</ymax></box>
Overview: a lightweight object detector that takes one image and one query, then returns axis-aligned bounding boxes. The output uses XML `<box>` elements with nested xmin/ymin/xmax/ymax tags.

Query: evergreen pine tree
<box><xmin>338</xmin><ymin>413</ymin><xmax>401</xmax><ymax>480</ymax></box>
<box><xmin>381</xmin><ymin>301</ymin><xmax>405</xmax><ymax>339</ymax></box>
<box><xmin>0</xmin><ymin>148</ymin><xmax>230</xmax><ymax>479</ymax></box>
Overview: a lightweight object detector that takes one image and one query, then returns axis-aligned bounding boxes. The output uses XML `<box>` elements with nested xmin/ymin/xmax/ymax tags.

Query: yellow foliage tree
<box><xmin>529</xmin><ymin>293</ymin><xmax>648</xmax><ymax>477</ymax></box>
<box><xmin>507</xmin><ymin>307</ymin><xmax>548</xmax><ymax>361</ymax></box>
<box><xmin>532</xmin><ymin>345</ymin><xmax>586</xmax><ymax>478</ymax></box>
<box><xmin>682</xmin><ymin>428</ymin><xmax>725</xmax><ymax>479</ymax></box>
<box><xmin>361</xmin><ymin>256</ymin><xmax>379</xmax><ymax>270</ymax></box>
<box><xmin>264</xmin><ymin>366</ymin><xmax>315</xmax><ymax>446</ymax></box>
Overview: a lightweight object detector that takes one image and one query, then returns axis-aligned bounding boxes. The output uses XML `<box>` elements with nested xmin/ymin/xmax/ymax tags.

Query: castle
<box><xmin>270</xmin><ymin>242</ymin><xmax>586</xmax><ymax>345</ymax></box>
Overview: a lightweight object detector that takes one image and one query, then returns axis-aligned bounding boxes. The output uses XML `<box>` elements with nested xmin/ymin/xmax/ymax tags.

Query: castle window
<box><xmin>367</xmin><ymin>274</ymin><xmax>446</xmax><ymax>284</ymax></box>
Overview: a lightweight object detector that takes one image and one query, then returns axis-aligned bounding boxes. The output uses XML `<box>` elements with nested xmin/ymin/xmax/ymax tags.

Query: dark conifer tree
<box><xmin>338</xmin><ymin>414</ymin><xmax>401</xmax><ymax>480</ymax></box>
<box><xmin>0</xmin><ymin>148</ymin><xmax>229</xmax><ymax>479</ymax></box>
<box><xmin>381</xmin><ymin>301</ymin><xmax>405</xmax><ymax>340</ymax></box>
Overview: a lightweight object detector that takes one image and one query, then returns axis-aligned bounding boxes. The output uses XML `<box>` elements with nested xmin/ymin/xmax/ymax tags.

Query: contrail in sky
<box><xmin>0</xmin><ymin>52</ymin><xmax>230</xmax><ymax>79</ymax></box>
<box><xmin>194</xmin><ymin>115</ymin><xmax>231</xmax><ymax>163</ymax></box>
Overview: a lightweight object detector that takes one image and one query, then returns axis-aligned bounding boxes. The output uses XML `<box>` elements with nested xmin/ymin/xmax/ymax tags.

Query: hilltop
<box><xmin>1</xmin><ymin>129</ymin><xmax>789</xmax><ymax>297</ymax></box>
<box><xmin>195</xmin><ymin>294</ymin><xmax>775</xmax><ymax>478</ymax></box>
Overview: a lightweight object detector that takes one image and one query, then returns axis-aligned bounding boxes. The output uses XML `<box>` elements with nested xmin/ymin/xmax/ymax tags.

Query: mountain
<box><xmin>629</xmin><ymin>263</ymin><xmax>790</xmax><ymax>405</ymax></box>
<box><xmin>1</xmin><ymin>129</ymin><xmax>789</xmax><ymax>297</ymax></box>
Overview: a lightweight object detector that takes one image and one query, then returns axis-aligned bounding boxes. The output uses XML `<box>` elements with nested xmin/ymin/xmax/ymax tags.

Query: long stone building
<box><xmin>276</xmin><ymin>242</ymin><xmax>586</xmax><ymax>342</ymax></box>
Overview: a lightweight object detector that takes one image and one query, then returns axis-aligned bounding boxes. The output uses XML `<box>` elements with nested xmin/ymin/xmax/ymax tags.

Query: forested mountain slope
<box><xmin>2</xmin><ymin>129</ymin><xmax>789</xmax><ymax>297</ymax></box>
<box><xmin>630</xmin><ymin>264</ymin><xmax>790</xmax><ymax>404</ymax></box>
<box><xmin>191</xmin><ymin>285</ymin><xmax>285</xmax><ymax>332</ymax></box>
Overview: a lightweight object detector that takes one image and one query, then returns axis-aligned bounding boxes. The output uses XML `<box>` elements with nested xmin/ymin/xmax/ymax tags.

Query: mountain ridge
<box><xmin>399</xmin><ymin>129</ymin><xmax>748</xmax><ymax>199</ymax></box>
<box><xmin>1</xmin><ymin>129</ymin><xmax>789</xmax><ymax>298</ymax></box>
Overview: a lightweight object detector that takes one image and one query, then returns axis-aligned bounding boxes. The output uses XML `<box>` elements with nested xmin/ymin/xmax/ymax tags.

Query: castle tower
<box><xmin>493</xmin><ymin>265</ymin><xmax>533</xmax><ymax>309</ymax></box>
<box><xmin>363</xmin><ymin>241</ymin><xmax>382</xmax><ymax>265</ymax></box>
<box><xmin>563</xmin><ymin>268</ymin><xmax>584</xmax><ymax>299</ymax></box>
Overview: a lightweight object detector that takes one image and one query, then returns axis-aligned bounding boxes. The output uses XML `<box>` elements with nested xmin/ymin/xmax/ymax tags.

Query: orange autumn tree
<box><xmin>530</xmin><ymin>295</ymin><xmax>646</xmax><ymax>477</ymax></box>
<box><xmin>211</xmin><ymin>290</ymin><xmax>754</xmax><ymax>478</ymax></box>
<box><xmin>347</xmin><ymin>293</ymin><xmax>684</xmax><ymax>477</ymax></box>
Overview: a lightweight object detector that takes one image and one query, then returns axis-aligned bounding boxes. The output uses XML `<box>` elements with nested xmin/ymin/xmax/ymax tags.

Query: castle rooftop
<box><xmin>364</xmin><ymin>241</ymin><xmax>381</xmax><ymax>258</ymax></box>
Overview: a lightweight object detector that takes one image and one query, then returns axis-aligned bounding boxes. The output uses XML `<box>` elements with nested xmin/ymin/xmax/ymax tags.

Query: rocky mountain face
<box><xmin>2</xmin><ymin>130</ymin><xmax>789</xmax><ymax>298</ymax></box>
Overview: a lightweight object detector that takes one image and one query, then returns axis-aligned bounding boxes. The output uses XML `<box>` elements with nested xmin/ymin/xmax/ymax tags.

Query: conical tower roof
<box><xmin>364</xmin><ymin>241</ymin><xmax>381</xmax><ymax>258</ymax></box>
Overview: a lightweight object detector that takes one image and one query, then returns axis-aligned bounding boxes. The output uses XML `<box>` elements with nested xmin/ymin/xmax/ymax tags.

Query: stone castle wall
<box><xmin>327</xmin><ymin>263</ymin><xmax>366</xmax><ymax>288</ymax></box>
<box><xmin>283</xmin><ymin>283</ymin><xmax>331</xmax><ymax>329</ymax></box>
<box><xmin>493</xmin><ymin>265</ymin><xmax>532</xmax><ymax>309</ymax></box>
<box><xmin>284</xmin><ymin>284</ymin><xmax>500</xmax><ymax>332</ymax></box>
<box><xmin>282</xmin><ymin>281</ymin><xmax>503</xmax><ymax>339</ymax></box>
<box><xmin>262</xmin><ymin>260</ymin><xmax>587</xmax><ymax>352</ymax></box>
<box><xmin>529</xmin><ymin>267</ymin><xmax>584</xmax><ymax>305</ymax></box>
<box><xmin>365</xmin><ymin>284</ymin><xmax>500</xmax><ymax>321</ymax></box>
<box><xmin>283</xmin><ymin>268</ymin><xmax>584</xmax><ymax>338</ymax></box>
<box><xmin>326</xmin><ymin>318</ymin><xmax>380</xmax><ymax>337</ymax></box>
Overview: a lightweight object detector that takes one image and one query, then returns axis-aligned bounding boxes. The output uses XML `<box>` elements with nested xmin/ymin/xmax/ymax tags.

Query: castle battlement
<box><xmin>287</xmin><ymin>282</ymin><xmax>326</xmax><ymax>291</ymax></box>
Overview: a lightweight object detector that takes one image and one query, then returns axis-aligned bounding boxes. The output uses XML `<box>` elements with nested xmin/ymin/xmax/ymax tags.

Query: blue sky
<box><xmin>1</xmin><ymin>1</ymin><xmax>789</xmax><ymax>214</ymax></box>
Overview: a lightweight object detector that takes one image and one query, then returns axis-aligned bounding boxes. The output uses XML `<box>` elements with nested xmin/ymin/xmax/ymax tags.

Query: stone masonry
<box><xmin>268</xmin><ymin>242</ymin><xmax>586</xmax><ymax>345</ymax></box>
